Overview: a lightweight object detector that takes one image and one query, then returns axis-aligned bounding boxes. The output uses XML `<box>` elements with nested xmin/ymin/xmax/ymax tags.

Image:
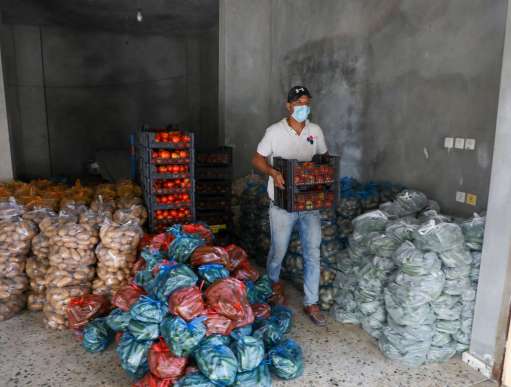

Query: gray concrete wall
<box><xmin>2</xmin><ymin>25</ymin><xmax>218</xmax><ymax>179</ymax></box>
<box><xmin>0</xmin><ymin>31</ymin><xmax>14</xmax><ymax>181</ymax></box>
<box><xmin>220</xmin><ymin>0</ymin><xmax>506</xmax><ymax>215</ymax></box>
<box><xmin>470</xmin><ymin>1</ymin><xmax>511</xmax><ymax>375</ymax></box>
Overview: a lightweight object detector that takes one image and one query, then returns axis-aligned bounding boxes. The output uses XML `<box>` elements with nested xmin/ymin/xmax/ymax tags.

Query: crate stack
<box><xmin>273</xmin><ymin>155</ymin><xmax>340</xmax><ymax>212</ymax></box>
<box><xmin>137</xmin><ymin>129</ymin><xmax>195</xmax><ymax>232</ymax></box>
<box><xmin>195</xmin><ymin>146</ymin><xmax>233</xmax><ymax>232</ymax></box>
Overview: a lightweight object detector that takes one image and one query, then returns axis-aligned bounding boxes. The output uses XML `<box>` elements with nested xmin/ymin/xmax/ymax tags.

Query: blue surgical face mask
<box><xmin>292</xmin><ymin>105</ymin><xmax>310</xmax><ymax>123</ymax></box>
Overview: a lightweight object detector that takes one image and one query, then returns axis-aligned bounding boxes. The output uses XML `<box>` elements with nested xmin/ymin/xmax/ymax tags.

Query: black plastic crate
<box><xmin>137</xmin><ymin>130</ymin><xmax>193</xmax><ymax>150</ymax></box>
<box><xmin>196</xmin><ymin>210</ymin><xmax>232</xmax><ymax>226</ymax></box>
<box><xmin>196</xmin><ymin>166</ymin><xmax>233</xmax><ymax>180</ymax></box>
<box><xmin>273</xmin><ymin>155</ymin><xmax>340</xmax><ymax>212</ymax></box>
<box><xmin>196</xmin><ymin>146</ymin><xmax>233</xmax><ymax>166</ymax></box>
<box><xmin>196</xmin><ymin>195</ymin><xmax>231</xmax><ymax>211</ymax></box>
<box><xmin>196</xmin><ymin>180</ymin><xmax>232</xmax><ymax>195</ymax></box>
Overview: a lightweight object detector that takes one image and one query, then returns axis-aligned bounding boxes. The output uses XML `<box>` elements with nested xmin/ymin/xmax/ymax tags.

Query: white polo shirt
<box><xmin>256</xmin><ymin>118</ymin><xmax>328</xmax><ymax>200</ymax></box>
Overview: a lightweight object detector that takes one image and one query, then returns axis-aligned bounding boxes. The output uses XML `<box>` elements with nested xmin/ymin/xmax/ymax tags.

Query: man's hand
<box><xmin>270</xmin><ymin>169</ymin><xmax>285</xmax><ymax>189</ymax></box>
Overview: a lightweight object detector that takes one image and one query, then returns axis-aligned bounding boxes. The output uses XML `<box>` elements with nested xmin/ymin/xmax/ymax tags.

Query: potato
<box><xmin>32</xmin><ymin>233</ymin><xmax>50</xmax><ymax>258</ymax></box>
<box><xmin>27</xmin><ymin>291</ymin><xmax>46</xmax><ymax>311</ymax></box>
<box><xmin>43</xmin><ymin>285</ymin><xmax>90</xmax><ymax>329</ymax></box>
<box><xmin>0</xmin><ymin>294</ymin><xmax>26</xmax><ymax>321</ymax></box>
<box><xmin>49</xmin><ymin>223</ymin><xmax>98</xmax><ymax>250</ymax></box>
<box><xmin>0</xmin><ymin>275</ymin><xmax>28</xmax><ymax>299</ymax></box>
<box><xmin>113</xmin><ymin>204</ymin><xmax>147</xmax><ymax>226</ymax></box>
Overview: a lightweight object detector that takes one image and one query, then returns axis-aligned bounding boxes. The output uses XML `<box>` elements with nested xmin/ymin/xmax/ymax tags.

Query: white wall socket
<box><xmin>465</xmin><ymin>138</ymin><xmax>476</xmax><ymax>150</ymax></box>
<box><xmin>456</xmin><ymin>191</ymin><xmax>466</xmax><ymax>203</ymax></box>
<box><xmin>455</xmin><ymin>138</ymin><xmax>465</xmax><ymax>149</ymax></box>
<box><xmin>444</xmin><ymin>137</ymin><xmax>454</xmax><ymax>149</ymax></box>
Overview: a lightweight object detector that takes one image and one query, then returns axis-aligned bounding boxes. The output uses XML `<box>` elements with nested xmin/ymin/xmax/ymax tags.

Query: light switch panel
<box><xmin>456</xmin><ymin>191</ymin><xmax>466</xmax><ymax>203</ymax></box>
<box><xmin>455</xmin><ymin>138</ymin><xmax>465</xmax><ymax>149</ymax></box>
<box><xmin>465</xmin><ymin>138</ymin><xmax>476</xmax><ymax>150</ymax></box>
<box><xmin>444</xmin><ymin>137</ymin><xmax>454</xmax><ymax>149</ymax></box>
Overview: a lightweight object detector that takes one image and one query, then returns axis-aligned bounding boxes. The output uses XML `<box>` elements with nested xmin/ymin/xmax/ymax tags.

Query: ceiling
<box><xmin>0</xmin><ymin>0</ymin><xmax>219</xmax><ymax>34</ymax></box>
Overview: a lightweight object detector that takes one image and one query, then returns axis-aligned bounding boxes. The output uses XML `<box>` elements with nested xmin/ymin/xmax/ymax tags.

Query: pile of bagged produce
<box><xmin>0</xmin><ymin>179</ymin><xmax>146</xmax><ymax>323</ymax></box>
<box><xmin>331</xmin><ymin>189</ymin><xmax>486</xmax><ymax>366</ymax></box>
<box><xmin>67</xmin><ymin>224</ymin><xmax>304</xmax><ymax>386</ymax></box>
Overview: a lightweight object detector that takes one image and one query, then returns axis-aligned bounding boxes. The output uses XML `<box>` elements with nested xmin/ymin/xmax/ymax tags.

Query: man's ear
<box><xmin>286</xmin><ymin>102</ymin><xmax>292</xmax><ymax>112</ymax></box>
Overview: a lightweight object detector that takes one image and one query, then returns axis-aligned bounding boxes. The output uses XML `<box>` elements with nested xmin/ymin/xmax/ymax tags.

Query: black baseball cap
<box><xmin>287</xmin><ymin>85</ymin><xmax>312</xmax><ymax>102</ymax></box>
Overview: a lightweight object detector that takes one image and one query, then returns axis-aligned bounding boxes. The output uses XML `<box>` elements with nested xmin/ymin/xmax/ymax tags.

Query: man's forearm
<box><xmin>252</xmin><ymin>154</ymin><xmax>276</xmax><ymax>177</ymax></box>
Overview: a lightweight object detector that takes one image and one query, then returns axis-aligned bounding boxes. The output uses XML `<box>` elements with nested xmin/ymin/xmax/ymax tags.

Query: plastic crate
<box><xmin>196</xmin><ymin>210</ymin><xmax>232</xmax><ymax>226</ymax></box>
<box><xmin>273</xmin><ymin>155</ymin><xmax>340</xmax><ymax>212</ymax></box>
<box><xmin>137</xmin><ymin>130</ymin><xmax>193</xmax><ymax>149</ymax></box>
<box><xmin>150</xmin><ymin>178</ymin><xmax>193</xmax><ymax>195</ymax></box>
<box><xmin>196</xmin><ymin>196</ymin><xmax>231</xmax><ymax>211</ymax></box>
<box><xmin>196</xmin><ymin>146</ymin><xmax>233</xmax><ymax>166</ymax></box>
<box><xmin>196</xmin><ymin>181</ymin><xmax>232</xmax><ymax>195</ymax></box>
<box><xmin>196</xmin><ymin>166</ymin><xmax>232</xmax><ymax>180</ymax></box>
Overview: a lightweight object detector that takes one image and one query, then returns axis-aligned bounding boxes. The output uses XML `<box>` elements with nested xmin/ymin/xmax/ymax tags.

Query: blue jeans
<box><xmin>266</xmin><ymin>203</ymin><xmax>322</xmax><ymax>306</ymax></box>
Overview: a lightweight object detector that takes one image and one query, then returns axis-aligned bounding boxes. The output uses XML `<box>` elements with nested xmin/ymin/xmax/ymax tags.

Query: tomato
<box><xmin>183</xmin><ymin>135</ymin><xmax>191</xmax><ymax>143</ymax></box>
<box><xmin>170</xmin><ymin>135</ymin><xmax>181</xmax><ymax>144</ymax></box>
<box><xmin>171</xmin><ymin>152</ymin><xmax>180</xmax><ymax>159</ymax></box>
<box><xmin>160</xmin><ymin>150</ymin><xmax>171</xmax><ymax>159</ymax></box>
<box><xmin>179</xmin><ymin>151</ymin><xmax>188</xmax><ymax>158</ymax></box>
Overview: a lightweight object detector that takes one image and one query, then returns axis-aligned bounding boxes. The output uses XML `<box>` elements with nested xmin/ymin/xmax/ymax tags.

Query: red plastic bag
<box><xmin>190</xmin><ymin>246</ymin><xmax>229</xmax><ymax>267</ymax></box>
<box><xmin>224</xmin><ymin>244</ymin><xmax>249</xmax><ymax>272</ymax></box>
<box><xmin>182</xmin><ymin>224</ymin><xmax>214</xmax><ymax>245</ymax></box>
<box><xmin>205</xmin><ymin>278</ymin><xmax>249</xmax><ymax>321</ymax></box>
<box><xmin>184</xmin><ymin>365</ymin><xmax>199</xmax><ymax>375</ymax></box>
<box><xmin>66</xmin><ymin>294</ymin><xmax>111</xmax><ymax>329</ymax></box>
<box><xmin>269</xmin><ymin>281</ymin><xmax>286</xmax><ymax>306</ymax></box>
<box><xmin>132</xmin><ymin>259</ymin><xmax>147</xmax><ymax>275</ymax></box>
<box><xmin>133</xmin><ymin>373</ymin><xmax>173</xmax><ymax>387</ymax></box>
<box><xmin>112</xmin><ymin>283</ymin><xmax>146</xmax><ymax>312</ymax></box>
<box><xmin>251</xmin><ymin>303</ymin><xmax>271</xmax><ymax>320</ymax></box>
<box><xmin>115</xmin><ymin>332</ymin><xmax>124</xmax><ymax>344</ymax></box>
<box><xmin>232</xmin><ymin>302</ymin><xmax>254</xmax><ymax>329</ymax></box>
<box><xmin>232</xmin><ymin>263</ymin><xmax>260</xmax><ymax>282</ymax></box>
<box><xmin>148</xmin><ymin>339</ymin><xmax>188</xmax><ymax>380</ymax></box>
<box><xmin>203</xmin><ymin>309</ymin><xmax>234</xmax><ymax>336</ymax></box>
<box><xmin>168</xmin><ymin>286</ymin><xmax>204</xmax><ymax>321</ymax></box>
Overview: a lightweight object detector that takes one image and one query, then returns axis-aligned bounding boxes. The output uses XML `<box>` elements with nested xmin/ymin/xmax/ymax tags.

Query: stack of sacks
<box><xmin>44</xmin><ymin>220</ymin><xmax>98</xmax><ymax>329</ymax></box>
<box><xmin>93</xmin><ymin>220</ymin><xmax>143</xmax><ymax>298</ymax></box>
<box><xmin>69</xmin><ymin>224</ymin><xmax>304</xmax><ymax>386</ymax></box>
<box><xmin>24</xmin><ymin>208</ymin><xmax>57</xmax><ymax>311</ymax></box>
<box><xmin>0</xmin><ymin>199</ymin><xmax>37</xmax><ymax>320</ymax></box>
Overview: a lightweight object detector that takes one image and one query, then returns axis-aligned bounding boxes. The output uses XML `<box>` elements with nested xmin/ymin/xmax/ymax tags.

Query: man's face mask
<box><xmin>292</xmin><ymin>105</ymin><xmax>310</xmax><ymax>123</ymax></box>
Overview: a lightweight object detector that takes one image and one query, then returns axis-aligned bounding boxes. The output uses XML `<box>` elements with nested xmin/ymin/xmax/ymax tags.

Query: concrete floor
<box><xmin>0</xmin><ymin>284</ymin><xmax>497</xmax><ymax>387</ymax></box>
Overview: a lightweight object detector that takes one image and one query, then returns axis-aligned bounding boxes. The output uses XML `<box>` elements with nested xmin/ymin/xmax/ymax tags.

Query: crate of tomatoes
<box><xmin>273</xmin><ymin>155</ymin><xmax>339</xmax><ymax>212</ymax></box>
<box><xmin>138</xmin><ymin>130</ymin><xmax>192</xmax><ymax>149</ymax></box>
<box><xmin>152</xmin><ymin>178</ymin><xmax>192</xmax><ymax>194</ymax></box>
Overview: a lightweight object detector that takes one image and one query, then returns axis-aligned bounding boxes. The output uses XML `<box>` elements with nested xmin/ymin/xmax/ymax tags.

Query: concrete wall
<box><xmin>1</xmin><ymin>25</ymin><xmax>219</xmax><ymax>179</ymax></box>
<box><xmin>220</xmin><ymin>0</ymin><xmax>506</xmax><ymax>215</ymax></box>
<box><xmin>0</xmin><ymin>33</ymin><xmax>14</xmax><ymax>180</ymax></box>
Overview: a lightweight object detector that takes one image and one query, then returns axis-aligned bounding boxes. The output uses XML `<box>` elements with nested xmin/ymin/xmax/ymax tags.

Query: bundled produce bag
<box><xmin>268</xmin><ymin>339</ymin><xmax>304</xmax><ymax>380</ymax></box>
<box><xmin>203</xmin><ymin>309</ymin><xmax>234</xmax><ymax>336</ymax></box>
<box><xmin>168</xmin><ymin>286</ymin><xmax>204</xmax><ymax>321</ymax></box>
<box><xmin>205</xmin><ymin>277</ymin><xmax>251</xmax><ymax>321</ymax></box>
<box><xmin>197</xmin><ymin>264</ymin><xmax>229</xmax><ymax>284</ymax></box>
<box><xmin>133</xmin><ymin>373</ymin><xmax>174</xmax><ymax>387</ymax></box>
<box><xmin>194</xmin><ymin>339</ymin><xmax>238</xmax><ymax>386</ymax></box>
<box><xmin>224</xmin><ymin>244</ymin><xmax>249</xmax><ymax>272</ymax></box>
<box><xmin>106</xmin><ymin>308</ymin><xmax>131</xmax><ymax>331</ymax></box>
<box><xmin>160</xmin><ymin>316</ymin><xmax>206</xmax><ymax>357</ymax></box>
<box><xmin>130</xmin><ymin>296</ymin><xmax>167</xmax><ymax>324</ymax></box>
<box><xmin>232</xmin><ymin>335</ymin><xmax>265</xmax><ymax>371</ymax></box>
<box><xmin>26</xmin><ymin>256</ymin><xmax>49</xmax><ymax>309</ymax></box>
<box><xmin>44</xmin><ymin>285</ymin><xmax>91</xmax><ymax>329</ymax></box>
<box><xmin>66</xmin><ymin>294</ymin><xmax>111</xmax><ymax>329</ymax></box>
<box><xmin>253</xmin><ymin>318</ymin><xmax>284</xmax><ymax>347</ymax></box>
<box><xmin>233</xmin><ymin>363</ymin><xmax>272</xmax><ymax>387</ymax></box>
<box><xmin>252</xmin><ymin>303</ymin><xmax>271</xmax><ymax>320</ymax></box>
<box><xmin>174</xmin><ymin>373</ymin><xmax>215</xmax><ymax>387</ymax></box>
<box><xmin>112</xmin><ymin>283</ymin><xmax>146</xmax><ymax>312</ymax></box>
<box><xmin>128</xmin><ymin>318</ymin><xmax>160</xmax><ymax>341</ymax></box>
<box><xmin>150</xmin><ymin>264</ymin><xmax>198</xmax><ymax>302</ymax></box>
<box><xmin>113</xmin><ymin>204</ymin><xmax>148</xmax><ymax>226</ymax></box>
<box><xmin>148</xmin><ymin>339</ymin><xmax>188</xmax><ymax>381</ymax></box>
<box><xmin>117</xmin><ymin>332</ymin><xmax>152</xmax><ymax>379</ymax></box>
<box><xmin>82</xmin><ymin>317</ymin><xmax>114</xmax><ymax>353</ymax></box>
<box><xmin>167</xmin><ymin>225</ymin><xmax>205</xmax><ymax>263</ymax></box>
<box><xmin>190</xmin><ymin>246</ymin><xmax>229</xmax><ymax>267</ymax></box>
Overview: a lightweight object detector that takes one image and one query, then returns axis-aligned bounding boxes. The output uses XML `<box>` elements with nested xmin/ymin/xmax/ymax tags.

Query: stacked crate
<box><xmin>137</xmin><ymin>129</ymin><xmax>195</xmax><ymax>232</ymax></box>
<box><xmin>195</xmin><ymin>146</ymin><xmax>233</xmax><ymax>232</ymax></box>
<box><xmin>273</xmin><ymin>155</ymin><xmax>340</xmax><ymax>212</ymax></box>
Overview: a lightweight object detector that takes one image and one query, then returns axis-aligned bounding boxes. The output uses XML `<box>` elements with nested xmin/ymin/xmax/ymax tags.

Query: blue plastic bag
<box><xmin>194</xmin><ymin>340</ymin><xmax>239</xmax><ymax>386</ymax></box>
<box><xmin>130</xmin><ymin>296</ymin><xmax>167</xmax><ymax>324</ymax></box>
<box><xmin>245</xmin><ymin>281</ymin><xmax>258</xmax><ymax>305</ymax></box>
<box><xmin>233</xmin><ymin>335</ymin><xmax>265</xmax><ymax>371</ymax></box>
<box><xmin>116</xmin><ymin>332</ymin><xmax>152</xmax><ymax>379</ymax></box>
<box><xmin>230</xmin><ymin>324</ymin><xmax>253</xmax><ymax>341</ymax></box>
<box><xmin>167</xmin><ymin>225</ymin><xmax>205</xmax><ymax>262</ymax></box>
<box><xmin>127</xmin><ymin>319</ymin><xmax>159</xmax><ymax>341</ymax></box>
<box><xmin>253</xmin><ymin>318</ymin><xmax>284</xmax><ymax>347</ymax></box>
<box><xmin>271</xmin><ymin>305</ymin><xmax>293</xmax><ymax>334</ymax></box>
<box><xmin>134</xmin><ymin>270</ymin><xmax>154</xmax><ymax>290</ymax></box>
<box><xmin>269</xmin><ymin>339</ymin><xmax>304</xmax><ymax>380</ymax></box>
<box><xmin>198</xmin><ymin>264</ymin><xmax>230</xmax><ymax>284</ymax></box>
<box><xmin>82</xmin><ymin>317</ymin><xmax>114</xmax><ymax>353</ymax></box>
<box><xmin>151</xmin><ymin>264</ymin><xmax>198</xmax><ymax>301</ymax></box>
<box><xmin>174</xmin><ymin>372</ymin><xmax>216</xmax><ymax>387</ymax></box>
<box><xmin>233</xmin><ymin>363</ymin><xmax>272</xmax><ymax>387</ymax></box>
<box><xmin>202</xmin><ymin>334</ymin><xmax>232</xmax><ymax>347</ymax></box>
<box><xmin>106</xmin><ymin>308</ymin><xmax>131</xmax><ymax>331</ymax></box>
<box><xmin>253</xmin><ymin>275</ymin><xmax>273</xmax><ymax>304</ymax></box>
<box><xmin>141</xmin><ymin>247</ymin><xmax>166</xmax><ymax>271</ymax></box>
<box><xmin>160</xmin><ymin>316</ymin><xmax>206</xmax><ymax>357</ymax></box>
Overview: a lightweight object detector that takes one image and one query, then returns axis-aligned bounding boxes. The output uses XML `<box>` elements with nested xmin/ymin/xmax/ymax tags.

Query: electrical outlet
<box><xmin>456</xmin><ymin>191</ymin><xmax>466</xmax><ymax>203</ymax></box>
<box><xmin>466</xmin><ymin>193</ymin><xmax>477</xmax><ymax>206</ymax></box>
<box><xmin>455</xmin><ymin>138</ymin><xmax>465</xmax><ymax>149</ymax></box>
<box><xmin>465</xmin><ymin>138</ymin><xmax>476</xmax><ymax>150</ymax></box>
<box><xmin>444</xmin><ymin>137</ymin><xmax>454</xmax><ymax>149</ymax></box>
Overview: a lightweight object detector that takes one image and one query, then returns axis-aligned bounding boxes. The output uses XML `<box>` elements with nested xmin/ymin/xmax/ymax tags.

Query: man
<box><xmin>251</xmin><ymin>85</ymin><xmax>328</xmax><ymax>326</ymax></box>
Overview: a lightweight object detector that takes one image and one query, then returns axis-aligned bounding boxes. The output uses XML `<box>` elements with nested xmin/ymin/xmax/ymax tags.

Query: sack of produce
<box><xmin>79</xmin><ymin>209</ymin><xmax>112</xmax><ymax>230</ymax></box>
<box><xmin>112</xmin><ymin>283</ymin><xmax>146</xmax><ymax>312</ymax></box>
<box><xmin>461</xmin><ymin>214</ymin><xmax>486</xmax><ymax>250</ymax></box>
<box><xmin>203</xmin><ymin>309</ymin><xmax>234</xmax><ymax>336</ymax></box>
<box><xmin>253</xmin><ymin>317</ymin><xmax>284</xmax><ymax>347</ymax></box>
<box><xmin>251</xmin><ymin>303</ymin><xmax>271</xmax><ymax>320</ymax></box>
<box><xmin>66</xmin><ymin>294</ymin><xmax>111</xmax><ymax>329</ymax></box>
<box><xmin>413</xmin><ymin>221</ymin><xmax>465</xmax><ymax>253</ymax></box>
<box><xmin>194</xmin><ymin>339</ymin><xmax>238</xmax><ymax>386</ymax></box>
<box><xmin>174</xmin><ymin>373</ymin><xmax>215</xmax><ymax>387</ymax></box>
<box><xmin>49</xmin><ymin>222</ymin><xmax>98</xmax><ymax>250</ymax></box>
<box><xmin>82</xmin><ymin>317</ymin><xmax>114</xmax><ymax>353</ymax></box>
<box><xmin>106</xmin><ymin>307</ymin><xmax>131</xmax><ymax>331</ymax></box>
<box><xmin>233</xmin><ymin>363</ymin><xmax>271</xmax><ymax>387</ymax></box>
<box><xmin>167</xmin><ymin>227</ymin><xmax>205</xmax><ymax>263</ymax></box>
<box><xmin>168</xmin><ymin>286</ymin><xmax>204</xmax><ymax>321</ymax></box>
<box><xmin>128</xmin><ymin>318</ymin><xmax>160</xmax><ymax>341</ymax></box>
<box><xmin>197</xmin><ymin>264</ymin><xmax>229</xmax><ymax>284</ymax></box>
<box><xmin>268</xmin><ymin>339</ymin><xmax>304</xmax><ymax>380</ymax></box>
<box><xmin>0</xmin><ymin>294</ymin><xmax>26</xmax><ymax>321</ymax></box>
<box><xmin>352</xmin><ymin>210</ymin><xmax>388</xmax><ymax>234</ymax></box>
<box><xmin>232</xmin><ymin>264</ymin><xmax>260</xmax><ymax>283</ymax></box>
<box><xmin>190</xmin><ymin>246</ymin><xmax>229</xmax><ymax>267</ymax></box>
<box><xmin>205</xmin><ymin>277</ymin><xmax>250</xmax><ymax>321</ymax></box>
<box><xmin>160</xmin><ymin>315</ymin><xmax>206</xmax><ymax>357</ymax></box>
<box><xmin>133</xmin><ymin>373</ymin><xmax>173</xmax><ymax>387</ymax></box>
<box><xmin>151</xmin><ymin>264</ymin><xmax>198</xmax><ymax>301</ymax></box>
<box><xmin>44</xmin><ymin>285</ymin><xmax>90</xmax><ymax>329</ymax></box>
<box><xmin>232</xmin><ymin>335</ymin><xmax>265</xmax><ymax>371</ymax></box>
<box><xmin>130</xmin><ymin>296</ymin><xmax>167</xmax><ymax>324</ymax></box>
<box><xmin>116</xmin><ymin>332</ymin><xmax>152</xmax><ymax>379</ymax></box>
<box><xmin>48</xmin><ymin>246</ymin><xmax>96</xmax><ymax>267</ymax></box>
<box><xmin>45</xmin><ymin>264</ymin><xmax>95</xmax><ymax>288</ymax></box>
<box><xmin>271</xmin><ymin>305</ymin><xmax>293</xmax><ymax>334</ymax></box>
<box><xmin>230</xmin><ymin>324</ymin><xmax>253</xmax><ymax>341</ymax></box>
<box><xmin>148</xmin><ymin>339</ymin><xmax>188</xmax><ymax>381</ymax></box>
<box><xmin>224</xmin><ymin>244</ymin><xmax>249</xmax><ymax>272</ymax></box>
<box><xmin>99</xmin><ymin>220</ymin><xmax>143</xmax><ymax>253</ymax></box>
<box><xmin>252</xmin><ymin>275</ymin><xmax>273</xmax><ymax>304</ymax></box>
<box><xmin>113</xmin><ymin>204</ymin><xmax>147</xmax><ymax>226</ymax></box>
